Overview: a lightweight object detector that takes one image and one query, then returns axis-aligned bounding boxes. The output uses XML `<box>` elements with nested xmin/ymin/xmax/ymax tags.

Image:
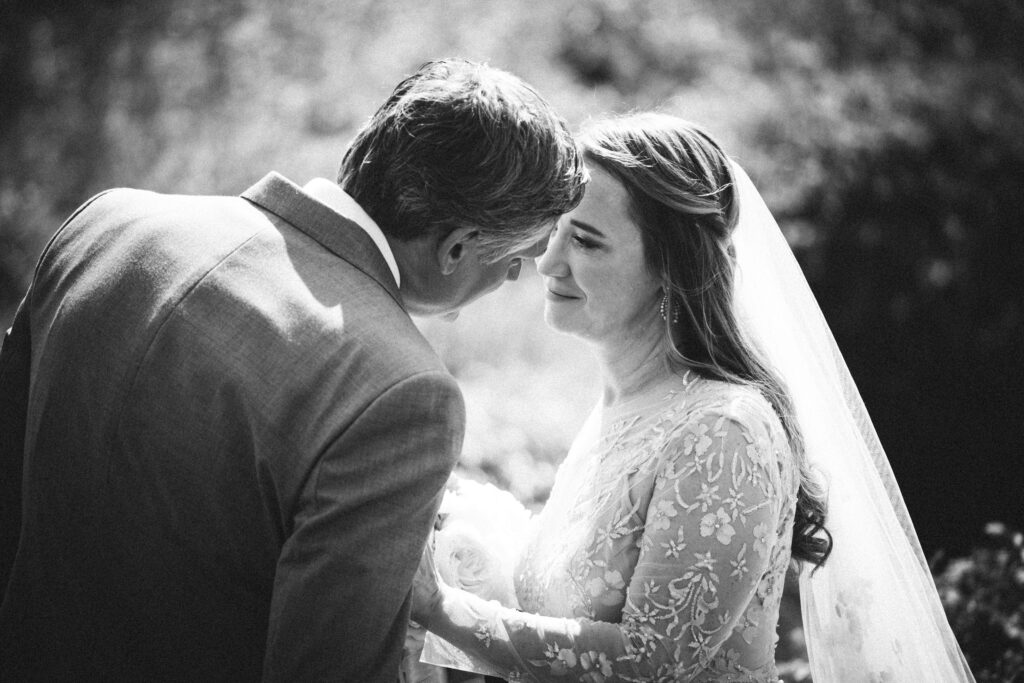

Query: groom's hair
<box><xmin>338</xmin><ymin>58</ymin><xmax>586</xmax><ymax>262</ymax></box>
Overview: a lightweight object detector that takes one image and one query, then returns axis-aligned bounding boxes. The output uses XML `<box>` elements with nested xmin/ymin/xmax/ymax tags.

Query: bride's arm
<box><xmin>413</xmin><ymin>408</ymin><xmax>786</xmax><ymax>681</ymax></box>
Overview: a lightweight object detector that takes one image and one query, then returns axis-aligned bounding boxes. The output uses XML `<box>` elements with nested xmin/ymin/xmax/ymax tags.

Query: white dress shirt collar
<box><xmin>302</xmin><ymin>178</ymin><xmax>401</xmax><ymax>286</ymax></box>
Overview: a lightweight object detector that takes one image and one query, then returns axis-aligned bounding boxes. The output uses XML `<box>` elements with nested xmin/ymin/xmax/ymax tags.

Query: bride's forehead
<box><xmin>575</xmin><ymin>167</ymin><xmax>632</xmax><ymax>220</ymax></box>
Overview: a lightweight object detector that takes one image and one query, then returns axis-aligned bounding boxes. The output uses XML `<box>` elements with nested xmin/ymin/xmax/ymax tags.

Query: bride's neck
<box><xmin>594</xmin><ymin>323</ymin><xmax>673</xmax><ymax>407</ymax></box>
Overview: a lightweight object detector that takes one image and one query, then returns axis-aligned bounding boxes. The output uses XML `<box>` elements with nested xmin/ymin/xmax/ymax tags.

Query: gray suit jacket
<box><xmin>0</xmin><ymin>173</ymin><xmax>465</xmax><ymax>681</ymax></box>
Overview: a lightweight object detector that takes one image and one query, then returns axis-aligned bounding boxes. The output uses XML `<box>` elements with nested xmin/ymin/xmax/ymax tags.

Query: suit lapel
<box><xmin>241</xmin><ymin>173</ymin><xmax>402</xmax><ymax>308</ymax></box>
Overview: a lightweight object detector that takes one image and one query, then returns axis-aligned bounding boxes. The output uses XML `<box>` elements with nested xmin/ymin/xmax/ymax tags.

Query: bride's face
<box><xmin>536</xmin><ymin>165</ymin><xmax>661</xmax><ymax>342</ymax></box>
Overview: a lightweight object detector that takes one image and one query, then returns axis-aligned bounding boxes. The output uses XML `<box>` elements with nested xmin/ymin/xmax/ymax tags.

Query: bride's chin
<box><xmin>542</xmin><ymin>307</ymin><xmax>572</xmax><ymax>333</ymax></box>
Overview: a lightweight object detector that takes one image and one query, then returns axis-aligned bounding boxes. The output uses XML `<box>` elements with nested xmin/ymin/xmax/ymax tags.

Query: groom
<box><xmin>0</xmin><ymin>59</ymin><xmax>584</xmax><ymax>681</ymax></box>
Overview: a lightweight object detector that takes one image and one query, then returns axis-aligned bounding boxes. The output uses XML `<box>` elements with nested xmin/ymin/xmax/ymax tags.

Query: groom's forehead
<box><xmin>523</xmin><ymin>231</ymin><xmax>555</xmax><ymax>257</ymax></box>
<box><xmin>523</xmin><ymin>224</ymin><xmax>559</xmax><ymax>257</ymax></box>
<box><xmin>497</xmin><ymin>221</ymin><xmax>557</xmax><ymax>258</ymax></box>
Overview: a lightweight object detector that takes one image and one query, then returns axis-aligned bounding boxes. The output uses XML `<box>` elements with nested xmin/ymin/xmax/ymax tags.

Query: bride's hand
<box><xmin>411</xmin><ymin>532</ymin><xmax>446</xmax><ymax>629</ymax></box>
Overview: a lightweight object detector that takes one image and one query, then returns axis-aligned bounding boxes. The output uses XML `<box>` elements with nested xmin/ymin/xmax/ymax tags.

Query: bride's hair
<box><xmin>579</xmin><ymin>113</ymin><xmax>832</xmax><ymax>568</ymax></box>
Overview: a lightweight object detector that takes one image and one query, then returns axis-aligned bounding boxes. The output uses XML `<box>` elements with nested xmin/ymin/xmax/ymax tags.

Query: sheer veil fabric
<box><xmin>728</xmin><ymin>162</ymin><xmax>975</xmax><ymax>681</ymax></box>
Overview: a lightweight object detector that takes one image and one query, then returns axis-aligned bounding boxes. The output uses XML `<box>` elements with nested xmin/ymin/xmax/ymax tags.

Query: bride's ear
<box><xmin>436</xmin><ymin>227</ymin><xmax>478</xmax><ymax>275</ymax></box>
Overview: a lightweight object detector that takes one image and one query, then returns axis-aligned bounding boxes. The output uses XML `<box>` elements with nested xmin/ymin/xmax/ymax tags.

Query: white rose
<box><xmin>434</xmin><ymin>520</ymin><xmax>517</xmax><ymax>606</ymax></box>
<box><xmin>432</xmin><ymin>478</ymin><xmax>531</xmax><ymax>609</ymax></box>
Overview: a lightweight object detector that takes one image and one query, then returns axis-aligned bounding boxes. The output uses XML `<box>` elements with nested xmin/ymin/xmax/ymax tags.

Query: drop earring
<box><xmin>660</xmin><ymin>293</ymin><xmax>679</xmax><ymax>323</ymax></box>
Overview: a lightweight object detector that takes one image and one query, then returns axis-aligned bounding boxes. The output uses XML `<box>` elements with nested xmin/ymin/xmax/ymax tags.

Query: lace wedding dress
<box><xmin>512</xmin><ymin>372</ymin><xmax>797</xmax><ymax>682</ymax></box>
<box><xmin>425</xmin><ymin>370</ymin><xmax>798</xmax><ymax>682</ymax></box>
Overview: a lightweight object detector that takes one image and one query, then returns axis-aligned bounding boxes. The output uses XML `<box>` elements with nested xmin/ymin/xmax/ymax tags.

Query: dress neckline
<box><xmin>600</xmin><ymin>369</ymin><xmax>700</xmax><ymax>423</ymax></box>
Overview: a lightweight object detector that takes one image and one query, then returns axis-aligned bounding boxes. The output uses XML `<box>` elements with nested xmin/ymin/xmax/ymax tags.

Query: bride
<box><xmin>411</xmin><ymin>113</ymin><xmax>974</xmax><ymax>682</ymax></box>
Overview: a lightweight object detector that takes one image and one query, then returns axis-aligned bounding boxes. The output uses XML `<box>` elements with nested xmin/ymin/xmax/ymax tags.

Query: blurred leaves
<box><xmin>934</xmin><ymin>522</ymin><xmax>1024</xmax><ymax>681</ymax></box>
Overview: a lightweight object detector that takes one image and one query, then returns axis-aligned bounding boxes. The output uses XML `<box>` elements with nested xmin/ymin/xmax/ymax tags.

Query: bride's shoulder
<box><xmin>674</xmin><ymin>376</ymin><xmax>784</xmax><ymax>441</ymax></box>
<box><xmin>650</xmin><ymin>380</ymin><xmax>792</xmax><ymax>484</ymax></box>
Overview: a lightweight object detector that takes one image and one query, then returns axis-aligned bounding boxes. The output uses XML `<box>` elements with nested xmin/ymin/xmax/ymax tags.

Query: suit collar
<box><xmin>241</xmin><ymin>172</ymin><xmax>402</xmax><ymax>308</ymax></box>
<box><xmin>301</xmin><ymin>178</ymin><xmax>401</xmax><ymax>286</ymax></box>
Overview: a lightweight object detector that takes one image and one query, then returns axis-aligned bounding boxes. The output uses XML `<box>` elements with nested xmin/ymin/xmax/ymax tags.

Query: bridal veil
<box><xmin>729</xmin><ymin>161</ymin><xmax>975</xmax><ymax>681</ymax></box>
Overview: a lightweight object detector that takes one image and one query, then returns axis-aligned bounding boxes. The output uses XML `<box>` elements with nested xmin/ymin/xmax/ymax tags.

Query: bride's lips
<box><xmin>545</xmin><ymin>288</ymin><xmax>581</xmax><ymax>301</ymax></box>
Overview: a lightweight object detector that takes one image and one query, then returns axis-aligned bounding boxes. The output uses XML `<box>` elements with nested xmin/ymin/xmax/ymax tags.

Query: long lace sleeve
<box><xmin>424</xmin><ymin>405</ymin><xmax>789</xmax><ymax>682</ymax></box>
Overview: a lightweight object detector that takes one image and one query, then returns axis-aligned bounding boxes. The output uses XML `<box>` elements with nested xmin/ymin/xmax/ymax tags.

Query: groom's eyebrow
<box><xmin>569</xmin><ymin>219</ymin><xmax>605</xmax><ymax>238</ymax></box>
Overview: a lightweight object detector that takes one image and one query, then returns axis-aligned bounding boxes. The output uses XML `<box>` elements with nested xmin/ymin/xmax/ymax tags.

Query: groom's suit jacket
<box><xmin>0</xmin><ymin>173</ymin><xmax>464</xmax><ymax>682</ymax></box>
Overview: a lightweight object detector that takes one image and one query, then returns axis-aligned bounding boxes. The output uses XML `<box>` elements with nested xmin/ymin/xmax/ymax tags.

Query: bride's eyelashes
<box><xmin>567</xmin><ymin>218</ymin><xmax>606</xmax><ymax>251</ymax></box>
<box><xmin>549</xmin><ymin>221</ymin><xmax>602</xmax><ymax>251</ymax></box>
<box><xmin>571</xmin><ymin>233</ymin><xmax>601</xmax><ymax>250</ymax></box>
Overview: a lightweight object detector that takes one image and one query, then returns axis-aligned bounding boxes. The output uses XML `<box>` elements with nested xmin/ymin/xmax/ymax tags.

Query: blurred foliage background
<box><xmin>2</xmin><ymin>0</ymin><xmax>1023</xmax><ymax>678</ymax></box>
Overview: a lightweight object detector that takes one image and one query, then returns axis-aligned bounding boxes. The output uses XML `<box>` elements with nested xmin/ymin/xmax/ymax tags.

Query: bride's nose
<box><xmin>536</xmin><ymin>233</ymin><xmax>569</xmax><ymax>278</ymax></box>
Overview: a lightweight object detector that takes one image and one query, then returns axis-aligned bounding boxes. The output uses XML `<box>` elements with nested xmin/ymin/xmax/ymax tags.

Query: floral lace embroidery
<box><xmin>501</xmin><ymin>380</ymin><xmax>799</xmax><ymax>682</ymax></box>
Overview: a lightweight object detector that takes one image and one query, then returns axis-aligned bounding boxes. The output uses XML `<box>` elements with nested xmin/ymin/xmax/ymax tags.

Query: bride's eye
<box><xmin>572</xmin><ymin>233</ymin><xmax>599</xmax><ymax>250</ymax></box>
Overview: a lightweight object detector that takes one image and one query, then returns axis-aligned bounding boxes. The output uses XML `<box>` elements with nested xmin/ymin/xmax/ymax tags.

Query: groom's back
<box><xmin>1</xmin><ymin>185</ymin><xmax>457</xmax><ymax>680</ymax></box>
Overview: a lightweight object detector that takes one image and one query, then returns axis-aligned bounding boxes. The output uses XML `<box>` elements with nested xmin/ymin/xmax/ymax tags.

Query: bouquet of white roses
<box><xmin>420</xmin><ymin>475</ymin><xmax>533</xmax><ymax>675</ymax></box>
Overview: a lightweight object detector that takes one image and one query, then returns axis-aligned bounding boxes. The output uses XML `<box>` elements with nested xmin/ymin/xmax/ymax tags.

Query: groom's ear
<box><xmin>436</xmin><ymin>227</ymin><xmax>478</xmax><ymax>275</ymax></box>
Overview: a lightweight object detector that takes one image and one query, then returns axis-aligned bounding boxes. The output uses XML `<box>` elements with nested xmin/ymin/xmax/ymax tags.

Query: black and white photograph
<box><xmin>1</xmin><ymin>1</ymin><xmax>1021</xmax><ymax>681</ymax></box>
